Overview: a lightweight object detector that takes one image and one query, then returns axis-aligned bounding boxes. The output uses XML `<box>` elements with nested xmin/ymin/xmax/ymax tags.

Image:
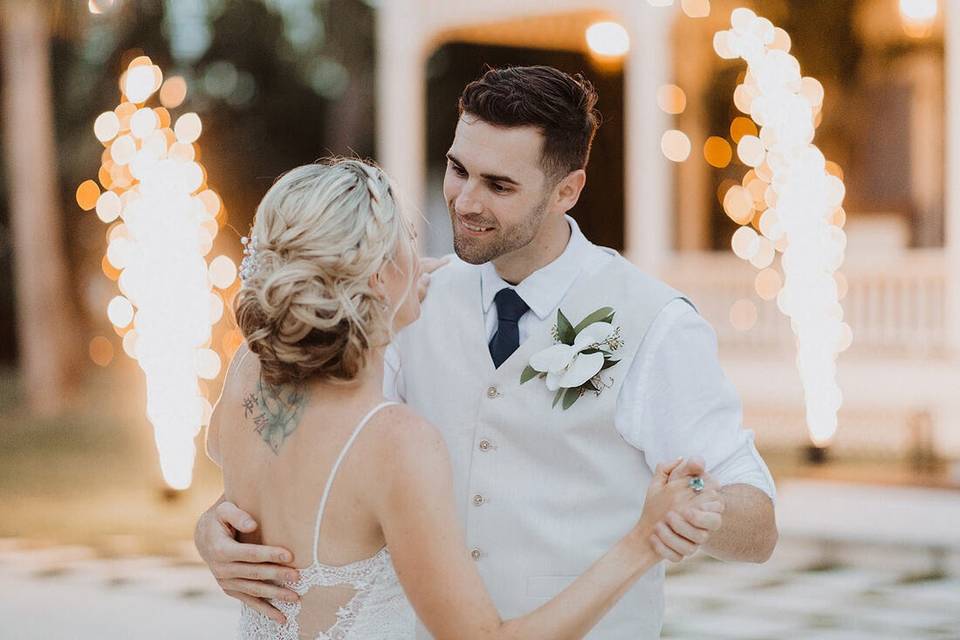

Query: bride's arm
<box><xmin>373</xmin><ymin>408</ymin><xmax>719</xmax><ymax>640</ymax></box>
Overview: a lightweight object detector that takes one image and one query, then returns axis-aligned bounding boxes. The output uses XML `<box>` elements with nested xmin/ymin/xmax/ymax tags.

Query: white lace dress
<box><xmin>238</xmin><ymin>402</ymin><xmax>417</xmax><ymax>639</ymax></box>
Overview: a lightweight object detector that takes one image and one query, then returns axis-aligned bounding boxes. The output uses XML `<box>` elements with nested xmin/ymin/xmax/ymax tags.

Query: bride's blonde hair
<box><xmin>234</xmin><ymin>159</ymin><xmax>414</xmax><ymax>386</ymax></box>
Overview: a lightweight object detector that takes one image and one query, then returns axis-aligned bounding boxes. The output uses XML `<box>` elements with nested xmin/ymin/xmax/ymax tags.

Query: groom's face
<box><xmin>443</xmin><ymin>115</ymin><xmax>553</xmax><ymax>265</ymax></box>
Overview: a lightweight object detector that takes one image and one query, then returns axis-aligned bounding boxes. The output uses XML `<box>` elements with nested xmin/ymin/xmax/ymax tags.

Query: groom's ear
<box><xmin>553</xmin><ymin>169</ymin><xmax>587</xmax><ymax>215</ymax></box>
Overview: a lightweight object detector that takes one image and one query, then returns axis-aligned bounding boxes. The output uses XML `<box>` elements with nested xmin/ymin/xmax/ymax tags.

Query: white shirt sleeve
<box><xmin>614</xmin><ymin>298</ymin><xmax>776</xmax><ymax>502</ymax></box>
<box><xmin>383</xmin><ymin>342</ymin><xmax>406</xmax><ymax>402</ymax></box>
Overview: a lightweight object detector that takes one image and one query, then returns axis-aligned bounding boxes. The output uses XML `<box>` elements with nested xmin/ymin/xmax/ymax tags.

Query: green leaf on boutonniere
<box><xmin>552</xmin><ymin>388</ymin><xmax>565</xmax><ymax>408</ymax></box>
<box><xmin>561</xmin><ymin>387</ymin><xmax>581</xmax><ymax>410</ymax></box>
<box><xmin>573</xmin><ymin>307</ymin><xmax>615</xmax><ymax>333</ymax></box>
<box><xmin>556</xmin><ymin>309</ymin><xmax>576</xmax><ymax>345</ymax></box>
<box><xmin>520</xmin><ymin>365</ymin><xmax>539</xmax><ymax>385</ymax></box>
<box><xmin>601</xmin><ymin>358</ymin><xmax>620</xmax><ymax>370</ymax></box>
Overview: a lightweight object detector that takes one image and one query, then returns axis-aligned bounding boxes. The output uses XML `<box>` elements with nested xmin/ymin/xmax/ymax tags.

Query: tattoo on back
<box><xmin>243</xmin><ymin>376</ymin><xmax>307</xmax><ymax>454</ymax></box>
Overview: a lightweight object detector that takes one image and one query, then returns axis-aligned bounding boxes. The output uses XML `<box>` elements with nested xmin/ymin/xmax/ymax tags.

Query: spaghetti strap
<box><xmin>311</xmin><ymin>401</ymin><xmax>400</xmax><ymax>564</ymax></box>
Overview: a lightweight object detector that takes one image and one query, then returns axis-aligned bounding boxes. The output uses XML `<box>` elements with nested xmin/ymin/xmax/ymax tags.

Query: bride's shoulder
<box><xmin>366</xmin><ymin>404</ymin><xmax>448</xmax><ymax>467</ymax></box>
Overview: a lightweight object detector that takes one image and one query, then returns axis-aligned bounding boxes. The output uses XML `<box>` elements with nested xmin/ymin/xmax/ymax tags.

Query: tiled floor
<box><xmin>1</xmin><ymin>479</ymin><xmax>957</xmax><ymax>639</ymax></box>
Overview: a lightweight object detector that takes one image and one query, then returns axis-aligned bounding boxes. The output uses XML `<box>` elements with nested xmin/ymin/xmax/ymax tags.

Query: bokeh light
<box><xmin>76</xmin><ymin>180</ymin><xmax>101</xmax><ymax>211</ymax></box>
<box><xmin>160</xmin><ymin>76</ymin><xmax>188</xmax><ymax>109</ymax></box>
<box><xmin>89</xmin><ymin>336</ymin><xmax>115</xmax><ymax>367</ymax></box>
<box><xmin>585</xmin><ymin>22</ymin><xmax>630</xmax><ymax>58</ymax></box>
<box><xmin>704</xmin><ymin>136</ymin><xmax>733</xmax><ymax>168</ymax></box>
<box><xmin>661</xmin><ymin>129</ymin><xmax>692</xmax><ymax>162</ymax></box>
<box><xmin>657</xmin><ymin>84</ymin><xmax>687</xmax><ymax>115</ymax></box>
<box><xmin>681</xmin><ymin>0</ymin><xmax>711</xmax><ymax>19</ymax></box>
<box><xmin>730</xmin><ymin>299</ymin><xmax>758</xmax><ymax>332</ymax></box>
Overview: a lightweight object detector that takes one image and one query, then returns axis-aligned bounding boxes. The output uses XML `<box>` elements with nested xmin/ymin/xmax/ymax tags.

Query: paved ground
<box><xmin>1</xmin><ymin>480</ymin><xmax>957</xmax><ymax>639</ymax></box>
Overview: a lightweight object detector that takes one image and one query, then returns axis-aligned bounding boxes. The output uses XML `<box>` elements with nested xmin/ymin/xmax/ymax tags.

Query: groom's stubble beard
<box><xmin>448</xmin><ymin>192</ymin><xmax>550</xmax><ymax>265</ymax></box>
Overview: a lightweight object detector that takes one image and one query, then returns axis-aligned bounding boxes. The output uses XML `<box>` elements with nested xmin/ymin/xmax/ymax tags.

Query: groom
<box><xmin>196</xmin><ymin>66</ymin><xmax>777</xmax><ymax>638</ymax></box>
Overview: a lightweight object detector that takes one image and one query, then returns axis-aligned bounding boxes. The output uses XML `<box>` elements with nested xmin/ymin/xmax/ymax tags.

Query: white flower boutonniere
<box><xmin>520</xmin><ymin>306</ymin><xmax>624</xmax><ymax>410</ymax></box>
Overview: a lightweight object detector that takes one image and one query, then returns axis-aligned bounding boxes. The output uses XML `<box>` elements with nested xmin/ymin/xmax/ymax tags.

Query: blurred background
<box><xmin>0</xmin><ymin>0</ymin><xmax>957</xmax><ymax>638</ymax></box>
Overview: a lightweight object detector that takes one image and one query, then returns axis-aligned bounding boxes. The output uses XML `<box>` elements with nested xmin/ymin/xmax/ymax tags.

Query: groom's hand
<box><xmin>651</xmin><ymin>456</ymin><xmax>724</xmax><ymax>562</ymax></box>
<box><xmin>195</xmin><ymin>500</ymin><xmax>300</xmax><ymax>624</ymax></box>
<box><xmin>417</xmin><ymin>256</ymin><xmax>451</xmax><ymax>303</ymax></box>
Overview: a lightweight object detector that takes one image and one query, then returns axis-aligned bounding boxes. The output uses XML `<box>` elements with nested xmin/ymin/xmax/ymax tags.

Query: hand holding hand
<box><xmin>649</xmin><ymin>456</ymin><xmax>724</xmax><ymax>562</ymax></box>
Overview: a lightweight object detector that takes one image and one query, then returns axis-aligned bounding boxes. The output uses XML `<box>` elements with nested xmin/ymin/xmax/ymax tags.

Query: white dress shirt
<box><xmin>385</xmin><ymin>217</ymin><xmax>776</xmax><ymax>500</ymax></box>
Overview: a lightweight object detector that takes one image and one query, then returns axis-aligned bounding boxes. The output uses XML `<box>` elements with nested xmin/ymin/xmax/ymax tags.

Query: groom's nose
<box><xmin>454</xmin><ymin>183</ymin><xmax>484</xmax><ymax>216</ymax></box>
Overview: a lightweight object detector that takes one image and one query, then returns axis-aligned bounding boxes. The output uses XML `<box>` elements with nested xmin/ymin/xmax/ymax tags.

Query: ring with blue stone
<box><xmin>688</xmin><ymin>476</ymin><xmax>705</xmax><ymax>494</ymax></box>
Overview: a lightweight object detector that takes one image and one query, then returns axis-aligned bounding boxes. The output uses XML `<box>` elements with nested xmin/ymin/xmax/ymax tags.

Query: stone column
<box><xmin>945</xmin><ymin>3</ymin><xmax>960</xmax><ymax>353</ymax></box>
<box><xmin>376</xmin><ymin>0</ymin><xmax>427</xmax><ymax>238</ymax></box>
<box><xmin>622</xmin><ymin>2</ymin><xmax>676</xmax><ymax>274</ymax></box>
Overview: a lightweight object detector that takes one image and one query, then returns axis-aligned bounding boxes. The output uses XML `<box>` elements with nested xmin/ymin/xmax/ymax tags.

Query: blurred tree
<box><xmin>1</xmin><ymin>0</ymin><xmax>81</xmax><ymax>414</ymax></box>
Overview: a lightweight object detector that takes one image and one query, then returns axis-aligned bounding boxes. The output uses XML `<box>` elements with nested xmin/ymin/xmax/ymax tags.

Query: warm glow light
<box><xmin>729</xmin><ymin>299</ymin><xmax>758</xmax><ymax>331</ymax></box>
<box><xmin>730</xmin><ymin>116</ymin><xmax>758</xmax><ymax>143</ymax></box>
<box><xmin>76</xmin><ymin>180</ymin><xmax>101</xmax><ymax>211</ymax></box>
<box><xmin>209</xmin><ymin>255</ymin><xmax>238</xmax><ymax>289</ymax></box>
<box><xmin>585</xmin><ymin>22</ymin><xmax>630</xmax><ymax>58</ymax></box>
<box><xmin>174</xmin><ymin>113</ymin><xmax>202</xmax><ymax>144</ymax></box>
<box><xmin>130</xmin><ymin>108</ymin><xmax>159</xmax><ymax>139</ymax></box>
<box><xmin>900</xmin><ymin>0</ymin><xmax>939</xmax><ymax>37</ymax></box>
<box><xmin>731</xmin><ymin>225</ymin><xmax>760</xmax><ymax>260</ymax></box>
<box><xmin>681</xmin><ymin>0</ymin><xmax>710</xmax><ymax>18</ymax></box>
<box><xmin>88</xmin><ymin>0</ymin><xmax>115</xmax><ymax>14</ymax></box>
<box><xmin>723</xmin><ymin>185</ymin><xmax>754</xmax><ymax>224</ymax></box>
<box><xmin>657</xmin><ymin>85</ymin><xmax>687</xmax><ymax>115</ymax></box>
<box><xmin>94</xmin><ymin>111</ymin><xmax>121</xmax><ymax>143</ymax></box>
<box><xmin>107</xmin><ymin>295</ymin><xmax>135</xmax><ymax>328</ymax></box>
<box><xmin>661</xmin><ymin>130</ymin><xmax>691</xmax><ymax>162</ymax></box>
<box><xmin>124</xmin><ymin>65</ymin><xmax>162</xmax><ymax>104</ymax></box>
<box><xmin>89</xmin><ymin>336</ymin><xmax>114</xmax><ymax>366</ymax></box>
<box><xmin>737</xmin><ymin>135</ymin><xmax>765</xmax><ymax>167</ymax></box>
<box><xmin>82</xmin><ymin>57</ymin><xmax>231</xmax><ymax>490</ymax></box>
<box><xmin>755</xmin><ymin>268</ymin><xmax>782</xmax><ymax>300</ymax></box>
<box><xmin>160</xmin><ymin>76</ymin><xmax>188</xmax><ymax>109</ymax></box>
<box><xmin>704</xmin><ymin>136</ymin><xmax>733</xmax><ymax>168</ymax></box>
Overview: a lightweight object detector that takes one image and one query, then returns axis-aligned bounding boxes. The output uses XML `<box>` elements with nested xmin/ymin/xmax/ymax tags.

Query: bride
<box><xmin>207</xmin><ymin>158</ymin><xmax>723</xmax><ymax>639</ymax></box>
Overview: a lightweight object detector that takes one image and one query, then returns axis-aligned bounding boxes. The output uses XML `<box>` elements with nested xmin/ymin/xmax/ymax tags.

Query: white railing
<box><xmin>661</xmin><ymin>249</ymin><xmax>949</xmax><ymax>356</ymax></box>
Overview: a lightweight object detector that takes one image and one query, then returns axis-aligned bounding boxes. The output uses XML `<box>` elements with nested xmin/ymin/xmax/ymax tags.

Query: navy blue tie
<box><xmin>489</xmin><ymin>288</ymin><xmax>529</xmax><ymax>369</ymax></box>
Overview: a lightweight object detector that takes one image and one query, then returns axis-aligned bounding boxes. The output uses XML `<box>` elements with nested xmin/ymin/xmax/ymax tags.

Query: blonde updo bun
<box><xmin>234</xmin><ymin>159</ymin><xmax>414</xmax><ymax>386</ymax></box>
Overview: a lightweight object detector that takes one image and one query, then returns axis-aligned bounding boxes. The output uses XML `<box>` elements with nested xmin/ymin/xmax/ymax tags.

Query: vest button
<box><xmin>472</xmin><ymin>494</ymin><xmax>485</xmax><ymax>506</ymax></box>
<box><xmin>478</xmin><ymin>439</ymin><xmax>492</xmax><ymax>451</ymax></box>
<box><xmin>470</xmin><ymin>548</ymin><xmax>482</xmax><ymax>561</ymax></box>
<box><xmin>486</xmin><ymin>386</ymin><xmax>498</xmax><ymax>399</ymax></box>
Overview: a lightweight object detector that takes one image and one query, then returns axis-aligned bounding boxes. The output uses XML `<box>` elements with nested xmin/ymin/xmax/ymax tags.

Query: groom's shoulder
<box><xmin>599</xmin><ymin>250</ymin><xmax>692</xmax><ymax>307</ymax></box>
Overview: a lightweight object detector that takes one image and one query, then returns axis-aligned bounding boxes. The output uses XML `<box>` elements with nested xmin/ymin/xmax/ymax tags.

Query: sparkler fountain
<box><xmin>713</xmin><ymin>8</ymin><xmax>851</xmax><ymax>450</ymax></box>
<box><xmin>77</xmin><ymin>56</ymin><xmax>235</xmax><ymax>490</ymax></box>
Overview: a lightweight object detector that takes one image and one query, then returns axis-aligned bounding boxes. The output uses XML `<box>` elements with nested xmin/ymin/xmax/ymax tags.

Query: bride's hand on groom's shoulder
<box><xmin>195</xmin><ymin>500</ymin><xmax>301</xmax><ymax>624</ymax></box>
<box><xmin>635</xmin><ymin>457</ymin><xmax>725</xmax><ymax>564</ymax></box>
<box><xmin>417</xmin><ymin>256</ymin><xmax>451</xmax><ymax>303</ymax></box>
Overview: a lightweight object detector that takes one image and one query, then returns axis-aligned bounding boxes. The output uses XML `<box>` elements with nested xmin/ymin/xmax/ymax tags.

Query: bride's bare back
<box><xmin>213</xmin><ymin>348</ymin><xmax>416</xmax><ymax>638</ymax></box>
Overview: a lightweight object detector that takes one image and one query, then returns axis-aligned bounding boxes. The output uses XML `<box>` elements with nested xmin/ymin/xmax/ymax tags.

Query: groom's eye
<box><xmin>449</xmin><ymin>162</ymin><xmax>467</xmax><ymax>177</ymax></box>
<box><xmin>490</xmin><ymin>182</ymin><xmax>511</xmax><ymax>194</ymax></box>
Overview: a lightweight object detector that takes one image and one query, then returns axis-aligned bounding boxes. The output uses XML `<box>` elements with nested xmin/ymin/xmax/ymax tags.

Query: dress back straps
<box><xmin>311</xmin><ymin>401</ymin><xmax>399</xmax><ymax>564</ymax></box>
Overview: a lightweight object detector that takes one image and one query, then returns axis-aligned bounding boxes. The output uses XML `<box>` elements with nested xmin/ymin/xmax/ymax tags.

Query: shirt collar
<box><xmin>480</xmin><ymin>216</ymin><xmax>596</xmax><ymax>321</ymax></box>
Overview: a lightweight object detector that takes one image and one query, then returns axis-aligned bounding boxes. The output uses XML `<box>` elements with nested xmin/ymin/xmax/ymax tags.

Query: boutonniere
<box><xmin>520</xmin><ymin>306</ymin><xmax>624</xmax><ymax>410</ymax></box>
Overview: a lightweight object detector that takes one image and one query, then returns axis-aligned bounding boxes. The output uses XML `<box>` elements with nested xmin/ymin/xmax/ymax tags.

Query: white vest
<box><xmin>397</xmin><ymin>250</ymin><xmax>688</xmax><ymax>639</ymax></box>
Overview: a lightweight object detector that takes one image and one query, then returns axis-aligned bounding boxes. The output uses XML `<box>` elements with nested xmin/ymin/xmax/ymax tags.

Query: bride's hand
<box><xmin>417</xmin><ymin>256</ymin><xmax>451</xmax><ymax>303</ymax></box>
<box><xmin>630</xmin><ymin>458</ymin><xmax>724</xmax><ymax>562</ymax></box>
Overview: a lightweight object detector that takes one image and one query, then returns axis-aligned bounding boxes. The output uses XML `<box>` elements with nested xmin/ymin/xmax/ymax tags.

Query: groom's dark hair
<box><xmin>458</xmin><ymin>65</ymin><xmax>601</xmax><ymax>180</ymax></box>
